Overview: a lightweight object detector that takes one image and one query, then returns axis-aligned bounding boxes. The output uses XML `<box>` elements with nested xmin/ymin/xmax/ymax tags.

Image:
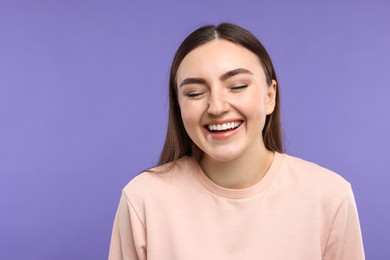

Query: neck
<box><xmin>199</xmin><ymin>145</ymin><xmax>274</xmax><ymax>189</ymax></box>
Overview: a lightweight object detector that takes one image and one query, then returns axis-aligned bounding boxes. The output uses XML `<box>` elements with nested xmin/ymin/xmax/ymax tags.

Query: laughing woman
<box><xmin>109</xmin><ymin>23</ymin><xmax>365</xmax><ymax>260</ymax></box>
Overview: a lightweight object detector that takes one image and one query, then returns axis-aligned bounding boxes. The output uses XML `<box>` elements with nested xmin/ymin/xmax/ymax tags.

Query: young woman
<box><xmin>109</xmin><ymin>23</ymin><xmax>365</xmax><ymax>260</ymax></box>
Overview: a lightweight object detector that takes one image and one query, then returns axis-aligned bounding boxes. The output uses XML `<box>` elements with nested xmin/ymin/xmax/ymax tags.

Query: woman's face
<box><xmin>176</xmin><ymin>39</ymin><xmax>276</xmax><ymax>162</ymax></box>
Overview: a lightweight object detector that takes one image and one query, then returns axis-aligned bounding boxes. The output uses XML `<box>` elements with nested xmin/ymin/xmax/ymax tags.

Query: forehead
<box><xmin>177</xmin><ymin>39</ymin><xmax>263</xmax><ymax>80</ymax></box>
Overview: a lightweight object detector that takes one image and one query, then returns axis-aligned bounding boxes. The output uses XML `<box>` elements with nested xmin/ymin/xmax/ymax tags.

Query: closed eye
<box><xmin>186</xmin><ymin>92</ymin><xmax>204</xmax><ymax>98</ymax></box>
<box><xmin>230</xmin><ymin>85</ymin><xmax>248</xmax><ymax>90</ymax></box>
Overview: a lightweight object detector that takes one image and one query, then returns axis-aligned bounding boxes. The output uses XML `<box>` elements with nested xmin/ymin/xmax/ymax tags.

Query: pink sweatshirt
<box><xmin>109</xmin><ymin>153</ymin><xmax>365</xmax><ymax>259</ymax></box>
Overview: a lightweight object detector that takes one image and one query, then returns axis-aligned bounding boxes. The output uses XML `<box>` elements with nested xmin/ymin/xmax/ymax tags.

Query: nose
<box><xmin>207</xmin><ymin>90</ymin><xmax>230</xmax><ymax>115</ymax></box>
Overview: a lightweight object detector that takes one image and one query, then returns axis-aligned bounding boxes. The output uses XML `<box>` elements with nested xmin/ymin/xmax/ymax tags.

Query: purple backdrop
<box><xmin>1</xmin><ymin>0</ymin><xmax>389</xmax><ymax>259</ymax></box>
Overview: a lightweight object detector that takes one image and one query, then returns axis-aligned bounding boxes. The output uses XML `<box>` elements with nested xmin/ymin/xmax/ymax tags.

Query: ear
<box><xmin>266</xmin><ymin>80</ymin><xmax>277</xmax><ymax>115</ymax></box>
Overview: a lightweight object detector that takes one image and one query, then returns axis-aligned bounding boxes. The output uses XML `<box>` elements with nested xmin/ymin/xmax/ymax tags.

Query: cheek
<box><xmin>237</xmin><ymin>89</ymin><xmax>267</xmax><ymax>115</ymax></box>
<box><xmin>180</xmin><ymin>107</ymin><xmax>203</xmax><ymax>144</ymax></box>
<box><xmin>180</xmin><ymin>111</ymin><xmax>193</xmax><ymax>129</ymax></box>
<box><xmin>179</xmin><ymin>101</ymin><xmax>200</xmax><ymax>128</ymax></box>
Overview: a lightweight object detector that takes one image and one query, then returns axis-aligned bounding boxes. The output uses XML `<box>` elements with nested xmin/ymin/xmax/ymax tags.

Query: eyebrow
<box><xmin>178</xmin><ymin>68</ymin><xmax>253</xmax><ymax>88</ymax></box>
<box><xmin>220</xmin><ymin>68</ymin><xmax>253</xmax><ymax>81</ymax></box>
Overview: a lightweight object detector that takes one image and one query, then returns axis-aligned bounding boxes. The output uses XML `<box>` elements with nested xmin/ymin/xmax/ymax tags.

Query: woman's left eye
<box><xmin>230</xmin><ymin>85</ymin><xmax>248</xmax><ymax>90</ymax></box>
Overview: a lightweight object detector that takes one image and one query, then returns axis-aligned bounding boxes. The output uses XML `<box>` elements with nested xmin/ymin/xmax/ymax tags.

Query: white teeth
<box><xmin>208</xmin><ymin>121</ymin><xmax>241</xmax><ymax>132</ymax></box>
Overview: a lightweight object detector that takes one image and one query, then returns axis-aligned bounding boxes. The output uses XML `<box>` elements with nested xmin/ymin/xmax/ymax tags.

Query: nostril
<box><xmin>207</xmin><ymin>100</ymin><xmax>230</xmax><ymax>115</ymax></box>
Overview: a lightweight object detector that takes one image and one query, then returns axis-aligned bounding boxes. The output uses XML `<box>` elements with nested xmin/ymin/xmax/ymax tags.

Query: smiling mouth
<box><xmin>206</xmin><ymin>121</ymin><xmax>242</xmax><ymax>132</ymax></box>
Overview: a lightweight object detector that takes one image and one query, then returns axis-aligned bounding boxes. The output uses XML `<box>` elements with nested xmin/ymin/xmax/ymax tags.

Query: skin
<box><xmin>176</xmin><ymin>39</ymin><xmax>277</xmax><ymax>189</ymax></box>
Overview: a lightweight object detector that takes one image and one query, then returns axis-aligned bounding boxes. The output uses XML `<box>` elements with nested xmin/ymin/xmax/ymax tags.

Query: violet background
<box><xmin>1</xmin><ymin>0</ymin><xmax>389</xmax><ymax>259</ymax></box>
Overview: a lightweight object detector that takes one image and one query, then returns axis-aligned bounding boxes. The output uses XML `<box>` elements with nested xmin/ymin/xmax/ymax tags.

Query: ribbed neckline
<box><xmin>190</xmin><ymin>152</ymin><xmax>284</xmax><ymax>199</ymax></box>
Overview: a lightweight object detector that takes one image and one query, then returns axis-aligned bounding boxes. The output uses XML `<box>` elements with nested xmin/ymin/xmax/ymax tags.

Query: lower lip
<box><xmin>204</xmin><ymin>124</ymin><xmax>242</xmax><ymax>141</ymax></box>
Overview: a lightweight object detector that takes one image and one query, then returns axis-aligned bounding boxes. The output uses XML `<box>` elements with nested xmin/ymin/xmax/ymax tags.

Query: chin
<box><xmin>205</xmin><ymin>151</ymin><xmax>241</xmax><ymax>162</ymax></box>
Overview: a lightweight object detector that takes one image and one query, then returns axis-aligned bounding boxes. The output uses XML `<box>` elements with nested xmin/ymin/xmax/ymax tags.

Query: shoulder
<box><xmin>279</xmin><ymin>153</ymin><xmax>352</xmax><ymax>200</ymax></box>
<box><xmin>122</xmin><ymin>157</ymin><xmax>196</xmax><ymax>202</ymax></box>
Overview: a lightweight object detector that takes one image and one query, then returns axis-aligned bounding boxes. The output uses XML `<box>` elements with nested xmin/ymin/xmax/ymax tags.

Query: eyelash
<box><xmin>230</xmin><ymin>84</ymin><xmax>248</xmax><ymax>90</ymax></box>
<box><xmin>186</xmin><ymin>92</ymin><xmax>204</xmax><ymax>98</ymax></box>
<box><xmin>184</xmin><ymin>84</ymin><xmax>248</xmax><ymax>98</ymax></box>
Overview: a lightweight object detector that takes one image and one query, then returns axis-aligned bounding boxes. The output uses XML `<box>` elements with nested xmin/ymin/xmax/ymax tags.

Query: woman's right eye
<box><xmin>186</xmin><ymin>92</ymin><xmax>204</xmax><ymax>98</ymax></box>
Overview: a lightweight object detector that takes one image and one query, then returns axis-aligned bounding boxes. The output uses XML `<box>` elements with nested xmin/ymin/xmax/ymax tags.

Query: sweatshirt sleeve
<box><xmin>323</xmin><ymin>186</ymin><xmax>365</xmax><ymax>260</ymax></box>
<box><xmin>108</xmin><ymin>191</ymin><xmax>147</xmax><ymax>260</ymax></box>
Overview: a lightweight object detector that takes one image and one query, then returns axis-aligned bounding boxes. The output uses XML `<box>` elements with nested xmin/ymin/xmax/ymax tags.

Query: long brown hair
<box><xmin>158</xmin><ymin>23</ymin><xmax>283</xmax><ymax>166</ymax></box>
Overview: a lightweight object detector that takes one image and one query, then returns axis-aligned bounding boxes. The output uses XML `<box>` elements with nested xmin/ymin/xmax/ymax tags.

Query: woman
<box><xmin>109</xmin><ymin>23</ymin><xmax>365</xmax><ymax>260</ymax></box>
